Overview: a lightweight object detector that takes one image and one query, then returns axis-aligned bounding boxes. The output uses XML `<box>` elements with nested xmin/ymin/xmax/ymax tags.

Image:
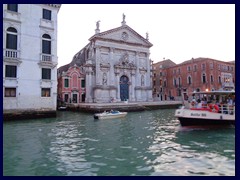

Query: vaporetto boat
<box><xmin>175</xmin><ymin>90</ymin><xmax>235</xmax><ymax>126</ymax></box>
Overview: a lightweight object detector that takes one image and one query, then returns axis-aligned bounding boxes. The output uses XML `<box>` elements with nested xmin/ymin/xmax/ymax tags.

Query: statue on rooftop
<box><xmin>96</xmin><ymin>20</ymin><xmax>100</xmax><ymax>30</ymax></box>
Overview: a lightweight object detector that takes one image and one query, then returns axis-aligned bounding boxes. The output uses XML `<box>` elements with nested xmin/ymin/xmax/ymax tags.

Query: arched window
<box><xmin>42</xmin><ymin>34</ymin><xmax>51</xmax><ymax>54</ymax></box>
<box><xmin>173</xmin><ymin>78</ymin><xmax>177</xmax><ymax>86</ymax></box>
<box><xmin>202</xmin><ymin>73</ymin><xmax>206</xmax><ymax>83</ymax></box>
<box><xmin>6</xmin><ymin>27</ymin><xmax>17</xmax><ymax>50</ymax></box>
<box><xmin>218</xmin><ymin>76</ymin><xmax>221</xmax><ymax>84</ymax></box>
<box><xmin>187</xmin><ymin>76</ymin><xmax>192</xmax><ymax>84</ymax></box>
<box><xmin>210</xmin><ymin>75</ymin><xmax>214</xmax><ymax>83</ymax></box>
<box><xmin>178</xmin><ymin>77</ymin><xmax>181</xmax><ymax>86</ymax></box>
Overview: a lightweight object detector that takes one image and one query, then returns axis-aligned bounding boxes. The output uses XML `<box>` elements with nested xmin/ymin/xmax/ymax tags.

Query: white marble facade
<box><xmin>3</xmin><ymin>4</ymin><xmax>61</xmax><ymax>111</ymax></box>
<box><xmin>82</xmin><ymin>17</ymin><xmax>153</xmax><ymax>103</ymax></box>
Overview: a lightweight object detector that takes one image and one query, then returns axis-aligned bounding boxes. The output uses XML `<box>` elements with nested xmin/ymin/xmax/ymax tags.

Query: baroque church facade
<box><xmin>59</xmin><ymin>15</ymin><xmax>153</xmax><ymax>103</ymax></box>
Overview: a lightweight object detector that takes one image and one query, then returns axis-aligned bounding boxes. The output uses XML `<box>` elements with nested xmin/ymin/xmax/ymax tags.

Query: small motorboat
<box><xmin>94</xmin><ymin>110</ymin><xmax>127</xmax><ymax>120</ymax></box>
<box><xmin>58</xmin><ymin>106</ymin><xmax>67</xmax><ymax>111</ymax></box>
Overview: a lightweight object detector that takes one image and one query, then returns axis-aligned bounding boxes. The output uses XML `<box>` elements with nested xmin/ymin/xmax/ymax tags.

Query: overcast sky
<box><xmin>57</xmin><ymin>4</ymin><xmax>235</xmax><ymax>67</ymax></box>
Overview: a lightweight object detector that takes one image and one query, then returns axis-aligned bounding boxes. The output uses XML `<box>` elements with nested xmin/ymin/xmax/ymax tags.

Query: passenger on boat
<box><xmin>196</xmin><ymin>99</ymin><xmax>202</xmax><ymax>108</ymax></box>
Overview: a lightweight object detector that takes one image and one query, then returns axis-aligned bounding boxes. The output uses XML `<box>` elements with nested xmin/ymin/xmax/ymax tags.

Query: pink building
<box><xmin>57</xmin><ymin>64</ymin><xmax>85</xmax><ymax>104</ymax></box>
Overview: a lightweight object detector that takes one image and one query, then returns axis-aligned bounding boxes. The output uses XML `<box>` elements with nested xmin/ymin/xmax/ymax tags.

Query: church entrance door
<box><xmin>120</xmin><ymin>75</ymin><xmax>129</xmax><ymax>101</ymax></box>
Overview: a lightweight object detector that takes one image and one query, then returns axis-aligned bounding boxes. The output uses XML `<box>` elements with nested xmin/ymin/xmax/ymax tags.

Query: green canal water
<box><xmin>3</xmin><ymin>109</ymin><xmax>235</xmax><ymax>176</ymax></box>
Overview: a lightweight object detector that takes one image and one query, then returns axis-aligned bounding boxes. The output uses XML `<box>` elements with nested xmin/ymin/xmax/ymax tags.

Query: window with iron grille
<box><xmin>5</xmin><ymin>65</ymin><xmax>17</xmax><ymax>78</ymax></box>
<box><xmin>42</xmin><ymin>68</ymin><xmax>51</xmax><ymax>80</ymax></box>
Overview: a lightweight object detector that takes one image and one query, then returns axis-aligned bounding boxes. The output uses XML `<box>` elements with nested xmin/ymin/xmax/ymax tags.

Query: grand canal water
<box><xmin>3</xmin><ymin>109</ymin><xmax>235</xmax><ymax>176</ymax></box>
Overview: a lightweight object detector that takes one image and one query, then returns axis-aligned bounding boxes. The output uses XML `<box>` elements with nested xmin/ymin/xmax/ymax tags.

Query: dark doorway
<box><xmin>120</xmin><ymin>75</ymin><xmax>129</xmax><ymax>101</ymax></box>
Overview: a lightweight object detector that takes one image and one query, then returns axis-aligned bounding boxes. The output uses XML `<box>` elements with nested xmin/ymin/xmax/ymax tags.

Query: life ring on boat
<box><xmin>191</xmin><ymin>100</ymin><xmax>196</xmax><ymax>106</ymax></box>
<box><xmin>209</xmin><ymin>104</ymin><xmax>219</xmax><ymax>113</ymax></box>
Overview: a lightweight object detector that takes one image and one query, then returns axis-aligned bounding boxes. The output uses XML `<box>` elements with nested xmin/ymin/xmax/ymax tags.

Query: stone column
<box><xmin>115</xmin><ymin>72</ymin><xmax>120</xmax><ymax>101</ymax></box>
<box><xmin>85</xmin><ymin>65</ymin><xmax>93</xmax><ymax>103</ymax></box>
<box><xmin>109</xmin><ymin>48</ymin><xmax>115</xmax><ymax>85</ymax></box>
<box><xmin>135</xmin><ymin>51</ymin><xmax>140</xmax><ymax>86</ymax></box>
<box><xmin>95</xmin><ymin>45</ymin><xmax>101</xmax><ymax>85</ymax></box>
<box><xmin>131</xmin><ymin>72</ymin><xmax>136</xmax><ymax>101</ymax></box>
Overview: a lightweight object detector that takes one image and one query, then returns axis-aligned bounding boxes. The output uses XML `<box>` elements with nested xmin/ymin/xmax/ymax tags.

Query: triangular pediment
<box><xmin>89</xmin><ymin>25</ymin><xmax>152</xmax><ymax>47</ymax></box>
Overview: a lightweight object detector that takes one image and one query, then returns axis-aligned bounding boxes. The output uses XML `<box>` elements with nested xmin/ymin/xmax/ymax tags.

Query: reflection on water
<box><xmin>3</xmin><ymin>110</ymin><xmax>235</xmax><ymax>176</ymax></box>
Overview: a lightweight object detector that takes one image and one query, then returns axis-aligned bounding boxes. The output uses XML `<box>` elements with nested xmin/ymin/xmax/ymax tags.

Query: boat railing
<box><xmin>187</xmin><ymin>102</ymin><xmax>235</xmax><ymax>115</ymax></box>
<box><xmin>218</xmin><ymin>104</ymin><xmax>235</xmax><ymax>115</ymax></box>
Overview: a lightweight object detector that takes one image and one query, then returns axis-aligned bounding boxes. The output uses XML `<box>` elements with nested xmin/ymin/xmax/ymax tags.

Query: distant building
<box><xmin>153</xmin><ymin>57</ymin><xmax>235</xmax><ymax>101</ymax></box>
<box><xmin>152</xmin><ymin>59</ymin><xmax>176</xmax><ymax>101</ymax></box>
<box><xmin>58</xmin><ymin>14</ymin><xmax>153</xmax><ymax>103</ymax></box>
<box><xmin>57</xmin><ymin>64</ymin><xmax>86</xmax><ymax>104</ymax></box>
<box><xmin>3</xmin><ymin>4</ymin><xmax>61</xmax><ymax>119</ymax></box>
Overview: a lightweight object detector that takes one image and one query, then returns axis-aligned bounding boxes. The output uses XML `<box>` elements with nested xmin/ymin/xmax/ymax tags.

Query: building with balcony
<box><xmin>3</xmin><ymin>4</ymin><xmax>61</xmax><ymax>119</ymax></box>
<box><xmin>153</xmin><ymin>58</ymin><xmax>235</xmax><ymax>101</ymax></box>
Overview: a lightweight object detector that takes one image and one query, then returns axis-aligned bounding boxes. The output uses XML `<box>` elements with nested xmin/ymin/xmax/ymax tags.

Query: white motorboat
<box><xmin>175</xmin><ymin>90</ymin><xmax>235</xmax><ymax>126</ymax></box>
<box><xmin>94</xmin><ymin>110</ymin><xmax>127</xmax><ymax>120</ymax></box>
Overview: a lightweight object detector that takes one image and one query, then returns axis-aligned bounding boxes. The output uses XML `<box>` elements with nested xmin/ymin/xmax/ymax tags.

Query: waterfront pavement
<box><xmin>66</xmin><ymin>100</ymin><xmax>183</xmax><ymax>113</ymax></box>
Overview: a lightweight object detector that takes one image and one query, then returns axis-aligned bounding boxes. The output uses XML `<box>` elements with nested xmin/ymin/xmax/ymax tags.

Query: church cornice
<box><xmin>89</xmin><ymin>25</ymin><xmax>152</xmax><ymax>48</ymax></box>
<box><xmin>44</xmin><ymin>4</ymin><xmax>61</xmax><ymax>9</ymax></box>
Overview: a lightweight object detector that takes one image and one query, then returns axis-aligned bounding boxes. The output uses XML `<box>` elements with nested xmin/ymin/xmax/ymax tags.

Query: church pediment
<box><xmin>89</xmin><ymin>25</ymin><xmax>152</xmax><ymax>48</ymax></box>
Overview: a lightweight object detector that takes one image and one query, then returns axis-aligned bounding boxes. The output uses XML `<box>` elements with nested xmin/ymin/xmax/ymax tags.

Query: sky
<box><xmin>57</xmin><ymin>4</ymin><xmax>235</xmax><ymax>68</ymax></box>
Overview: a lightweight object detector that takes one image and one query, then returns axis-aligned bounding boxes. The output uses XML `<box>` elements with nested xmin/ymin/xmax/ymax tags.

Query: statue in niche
<box><xmin>102</xmin><ymin>72</ymin><xmax>107</xmax><ymax>85</ymax></box>
<box><xmin>122</xmin><ymin>53</ymin><xmax>129</xmax><ymax>65</ymax></box>
<box><xmin>141</xmin><ymin>75</ymin><xmax>145</xmax><ymax>86</ymax></box>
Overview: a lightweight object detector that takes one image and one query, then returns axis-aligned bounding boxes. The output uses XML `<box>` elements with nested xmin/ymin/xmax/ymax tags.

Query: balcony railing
<box><xmin>42</xmin><ymin>54</ymin><xmax>52</xmax><ymax>62</ymax></box>
<box><xmin>4</xmin><ymin>49</ymin><xmax>19</xmax><ymax>59</ymax></box>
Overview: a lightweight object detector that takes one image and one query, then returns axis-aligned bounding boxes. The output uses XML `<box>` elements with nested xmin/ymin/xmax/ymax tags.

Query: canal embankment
<box><xmin>66</xmin><ymin>101</ymin><xmax>182</xmax><ymax>113</ymax></box>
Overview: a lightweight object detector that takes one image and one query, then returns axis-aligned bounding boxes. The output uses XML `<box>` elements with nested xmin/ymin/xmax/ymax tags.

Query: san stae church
<box><xmin>58</xmin><ymin>14</ymin><xmax>153</xmax><ymax>103</ymax></box>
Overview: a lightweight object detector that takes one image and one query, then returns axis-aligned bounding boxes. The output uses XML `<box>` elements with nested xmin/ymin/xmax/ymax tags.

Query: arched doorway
<box><xmin>120</xmin><ymin>75</ymin><xmax>129</xmax><ymax>101</ymax></box>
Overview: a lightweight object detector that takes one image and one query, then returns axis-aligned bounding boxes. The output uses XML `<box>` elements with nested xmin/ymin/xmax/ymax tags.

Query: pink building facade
<box><xmin>57</xmin><ymin>64</ymin><xmax>85</xmax><ymax>104</ymax></box>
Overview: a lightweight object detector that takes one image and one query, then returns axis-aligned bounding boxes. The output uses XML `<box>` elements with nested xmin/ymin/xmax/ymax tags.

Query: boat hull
<box><xmin>175</xmin><ymin>109</ymin><xmax>235</xmax><ymax>126</ymax></box>
<box><xmin>94</xmin><ymin>112</ymin><xmax>127</xmax><ymax>120</ymax></box>
<box><xmin>178</xmin><ymin>117</ymin><xmax>235</xmax><ymax>126</ymax></box>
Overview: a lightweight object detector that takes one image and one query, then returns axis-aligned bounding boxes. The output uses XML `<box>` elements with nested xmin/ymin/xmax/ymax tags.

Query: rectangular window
<box><xmin>6</xmin><ymin>34</ymin><xmax>17</xmax><ymax>50</ymax></box>
<box><xmin>210</xmin><ymin>63</ymin><xmax>213</xmax><ymax>69</ymax></box>
<box><xmin>42</xmin><ymin>68</ymin><xmax>51</xmax><ymax>80</ymax></box>
<box><xmin>7</xmin><ymin>4</ymin><xmax>18</xmax><ymax>12</ymax></box>
<box><xmin>81</xmin><ymin>79</ymin><xmax>85</xmax><ymax>88</ymax></box>
<box><xmin>42</xmin><ymin>40</ymin><xmax>51</xmax><ymax>54</ymax></box>
<box><xmin>194</xmin><ymin>65</ymin><xmax>197</xmax><ymax>71</ymax></box>
<box><xmin>187</xmin><ymin>66</ymin><xmax>191</xmax><ymax>71</ymax></box>
<box><xmin>41</xmin><ymin>88</ymin><xmax>51</xmax><ymax>97</ymax></box>
<box><xmin>202</xmin><ymin>64</ymin><xmax>205</xmax><ymax>70</ymax></box>
<box><xmin>5</xmin><ymin>88</ymin><xmax>16</xmax><ymax>97</ymax></box>
<box><xmin>43</xmin><ymin>9</ymin><xmax>51</xmax><ymax>20</ymax></box>
<box><xmin>64</xmin><ymin>79</ymin><xmax>69</xmax><ymax>87</ymax></box>
<box><xmin>64</xmin><ymin>94</ymin><xmax>69</xmax><ymax>102</ymax></box>
<box><xmin>5</xmin><ymin>65</ymin><xmax>17</xmax><ymax>78</ymax></box>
